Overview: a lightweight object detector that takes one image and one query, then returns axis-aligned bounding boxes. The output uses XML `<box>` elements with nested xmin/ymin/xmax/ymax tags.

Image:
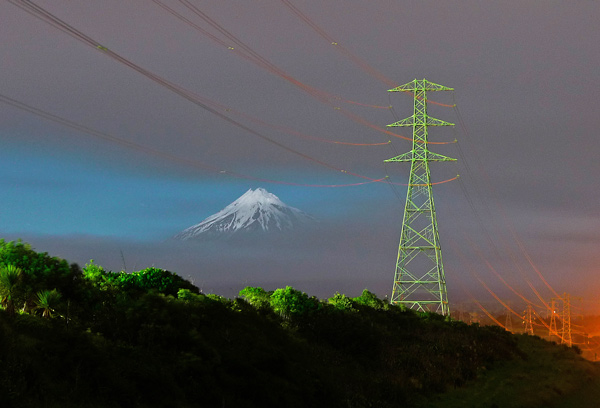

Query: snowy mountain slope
<box><xmin>174</xmin><ymin>188</ymin><xmax>316</xmax><ymax>240</ymax></box>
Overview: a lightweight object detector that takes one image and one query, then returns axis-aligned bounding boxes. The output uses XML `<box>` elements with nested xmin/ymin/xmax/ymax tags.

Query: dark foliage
<box><xmin>0</xmin><ymin>241</ymin><xmax>581</xmax><ymax>408</ymax></box>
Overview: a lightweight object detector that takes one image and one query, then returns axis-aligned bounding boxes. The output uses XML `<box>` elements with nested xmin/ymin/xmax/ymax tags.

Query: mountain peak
<box><xmin>236</xmin><ymin>188</ymin><xmax>282</xmax><ymax>206</ymax></box>
<box><xmin>174</xmin><ymin>188</ymin><xmax>315</xmax><ymax>240</ymax></box>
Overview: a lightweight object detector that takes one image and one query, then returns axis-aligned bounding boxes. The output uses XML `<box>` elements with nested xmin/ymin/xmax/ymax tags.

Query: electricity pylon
<box><xmin>505</xmin><ymin>312</ymin><xmax>514</xmax><ymax>333</ymax></box>
<box><xmin>385</xmin><ymin>79</ymin><xmax>455</xmax><ymax>316</ymax></box>
<box><xmin>549</xmin><ymin>298</ymin><xmax>559</xmax><ymax>338</ymax></box>
<box><xmin>561</xmin><ymin>293</ymin><xmax>572</xmax><ymax>347</ymax></box>
<box><xmin>523</xmin><ymin>304</ymin><xmax>534</xmax><ymax>335</ymax></box>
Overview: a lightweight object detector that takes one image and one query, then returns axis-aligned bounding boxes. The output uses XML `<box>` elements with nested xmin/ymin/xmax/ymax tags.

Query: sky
<box><xmin>1</xmin><ymin>0</ymin><xmax>600</xmax><ymax>314</ymax></box>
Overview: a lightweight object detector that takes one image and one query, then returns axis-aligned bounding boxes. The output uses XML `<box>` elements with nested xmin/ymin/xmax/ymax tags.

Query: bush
<box><xmin>352</xmin><ymin>289</ymin><xmax>385</xmax><ymax>310</ymax></box>
<box><xmin>327</xmin><ymin>292</ymin><xmax>354</xmax><ymax>311</ymax></box>
<box><xmin>239</xmin><ymin>286</ymin><xmax>272</xmax><ymax>310</ymax></box>
<box><xmin>269</xmin><ymin>286</ymin><xmax>321</xmax><ymax>319</ymax></box>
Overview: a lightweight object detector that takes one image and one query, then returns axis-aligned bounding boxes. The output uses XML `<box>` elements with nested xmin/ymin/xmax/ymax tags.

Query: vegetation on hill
<box><xmin>0</xmin><ymin>239</ymin><xmax>597</xmax><ymax>408</ymax></box>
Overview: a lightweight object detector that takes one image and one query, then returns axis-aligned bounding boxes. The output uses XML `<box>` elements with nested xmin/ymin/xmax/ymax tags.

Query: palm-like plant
<box><xmin>0</xmin><ymin>265</ymin><xmax>23</xmax><ymax>316</ymax></box>
<box><xmin>35</xmin><ymin>289</ymin><xmax>62</xmax><ymax>319</ymax></box>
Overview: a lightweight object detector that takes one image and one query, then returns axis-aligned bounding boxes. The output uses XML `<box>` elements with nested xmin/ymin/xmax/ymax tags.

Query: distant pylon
<box><xmin>549</xmin><ymin>298</ymin><xmax>558</xmax><ymax>338</ymax></box>
<box><xmin>523</xmin><ymin>304</ymin><xmax>534</xmax><ymax>335</ymax></box>
<box><xmin>561</xmin><ymin>293</ymin><xmax>572</xmax><ymax>347</ymax></box>
<box><xmin>385</xmin><ymin>79</ymin><xmax>456</xmax><ymax>316</ymax></box>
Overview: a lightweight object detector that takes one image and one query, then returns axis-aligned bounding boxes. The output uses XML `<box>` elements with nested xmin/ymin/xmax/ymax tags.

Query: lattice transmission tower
<box><xmin>523</xmin><ymin>304</ymin><xmax>534</xmax><ymax>335</ymax></box>
<box><xmin>549</xmin><ymin>298</ymin><xmax>559</xmax><ymax>338</ymax></box>
<box><xmin>561</xmin><ymin>293</ymin><xmax>572</xmax><ymax>347</ymax></box>
<box><xmin>385</xmin><ymin>79</ymin><xmax>455</xmax><ymax>316</ymax></box>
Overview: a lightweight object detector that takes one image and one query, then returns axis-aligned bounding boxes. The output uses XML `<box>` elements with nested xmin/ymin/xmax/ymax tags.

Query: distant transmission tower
<box><xmin>505</xmin><ymin>312</ymin><xmax>514</xmax><ymax>333</ymax></box>
<box><xmin>385</xmin><ymin>79</ymin><xmax>455</xmax><ymax>316</ymax></box>
<box><xmin>549</xmin><ymin>298</ymin><xmax>558</xmax><ymax>338</ymax></box>
<box><xmin>561</xmin><ymin>293</ymin><xmax>572</xmax><ymax>347</ymax></box>
<box><xmin>523</xmin><ymin>304</ymin><xmax>534</xmax><ymax>335</ymax></box>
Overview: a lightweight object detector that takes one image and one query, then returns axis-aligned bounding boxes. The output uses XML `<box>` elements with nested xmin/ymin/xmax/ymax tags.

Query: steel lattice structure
<box><xmin>385</xmin><ymin>79</ymin><xmax>455</xmax><ymax>315</ymax></box>
<box><xmin>561</xmin><ymin>293</ymin><xmax>572</xmax><ymax>347</ymax></box>
<box><xmin>549</xmin><ymin>298</ymin><xmax>559</xmax><ymax>338</ymax></box>
<box><xmin>523</xmin><ymin>304</ymin><xmax>534</xmax><ymax>335</ymax></box>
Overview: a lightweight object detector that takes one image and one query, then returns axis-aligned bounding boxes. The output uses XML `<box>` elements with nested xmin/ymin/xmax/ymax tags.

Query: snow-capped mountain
<box><xmin>174</xmin><ymin>188</ymin><xmax>316</xmax><ymax>240</ymax></box>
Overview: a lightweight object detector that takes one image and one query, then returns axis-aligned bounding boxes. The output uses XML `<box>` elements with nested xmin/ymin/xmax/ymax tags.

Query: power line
<box><xmin>0</xmin><ymin>92</ymin><xmax>384</xmax><ymax>188</ymax></box>
<box><xmin>6</xmin><ymin>0</ymin><xmax>393</xmax><ymax>185</ymax></box>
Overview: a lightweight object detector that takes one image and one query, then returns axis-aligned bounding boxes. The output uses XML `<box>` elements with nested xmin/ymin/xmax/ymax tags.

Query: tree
<box><xmin>238</xmin><ymin>286</ymin><xmax>272</xmax><ymax>309</ymax></box>
<box><xmin>106</xmin><ymin>267</ymin><xmax>199</xmax><ymax>297</ymax></box>
<box><xmin>269</xmin><ymin>286</ymin><xmax>321</xmax><ymax>319</ymax></box>
<box><xmin>82</xmin><ymin>260</ymin><xmax>110</xmax><ymax>286</ymax></box>
<box><xmin>353</xmin><ymin>289</ymin><xmax>385</xmax><ymax>310</ymax></box>
<box><xmin>0</xmin><ymin>240</ymin><xmax>79</xmax><ymax>312</ymax></box>
<box><xmin>178</xmin><ymin>288</ymin><xmax>204</xmax><ymax>302</ymax></box>
<box><xmin>131</xmin><ymin>267</ymin><xmax>198</xmax><ymax>296</ymax></box>
<box><xmin>327</xmin><ymin>292</ymin><xmax>354</xmax><ymax>311</ymax></box>
<box><xmin>0</xmin><ymin>264</ymin><xmax>23</xmax><ymax>316</ymax></box>
<box><xmin>34</xmin><ymin>289</ymin><xmax>62</xmax><ymax>318</ymax></box>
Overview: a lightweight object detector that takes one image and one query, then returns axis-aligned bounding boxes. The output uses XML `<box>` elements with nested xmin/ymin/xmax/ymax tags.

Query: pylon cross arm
<box><xmin>386</xmin><ymin>115</ymin><xmax>455</xmax><ymax>128</ymax></box>
<box><xmin>388</xmin><ymin>79</ymin><xmax>454</xmax><ymax>92</ymax></box>
<box><xmin>384</xmin><ymin>151</ymin><xmax>457</xmax><ymax>162</ymax></box>
<box><xmin>384</xmin><ymin>152</ymin><xmax>412</xmax><ymax>162</ymax></box>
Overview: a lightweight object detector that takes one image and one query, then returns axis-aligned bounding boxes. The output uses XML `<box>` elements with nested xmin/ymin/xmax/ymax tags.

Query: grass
<box><xmin>423</xmin><ymin>334</ymin><xmax>600</xmax><ymax>408</ymax></box>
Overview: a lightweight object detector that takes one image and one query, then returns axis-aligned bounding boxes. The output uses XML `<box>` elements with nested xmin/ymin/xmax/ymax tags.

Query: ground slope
<box><xmin>424</xmin><ymin>334</ymin><xmax>600</xmax><ymax>408</ymax></box>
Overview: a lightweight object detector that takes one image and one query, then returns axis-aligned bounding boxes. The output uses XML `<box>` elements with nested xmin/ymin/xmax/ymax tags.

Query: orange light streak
<box><xmin>524</xmin><ymin>278</ymin><xmax>551</xmax><ymax>311</ymax></box>
<box><xmin>474</xmin><ymin>275</ymin><xmax>522</xmax><ymax>319</ymax></box>
<box><xmin>451</xmin><ymin>238</ymin><xmax>525</xmax><ymax>330</ymax></box>
<box><xmin>448</xmin><ymin>252</ymin><xmax>506</xmax><ymax>329</ymax></box>
<box><xmin>466</xmin><ymin>236</ymin><xmax>543</xmax><ymax>309</ymax></box>
<box><xmin>473</xmin><ymin>299</ymin><xmax>507</xmax><ymax>329</ymax></box>
<box><xmin>408</xmin><ymin>176</ymin><xmax>459</xmax><ymax>186</ymax></box>
<box><xmin>458</xmin><ymin>239</ymin><xmax>522</xmax><ymax>320</ymax></box>
<box><xmin>530</xmin><ymin>308</ymin><xmax>554</xmax><ymax>333</ymax></box>
<box><xmin>517</xmin><ymin>239</ymin><xmax>561</xmax><ymax>298</ymax></box>
<box><xmin>453</xmin><ymin>104</ymin><xmax>560</xmax><ymax>299</ymax></box>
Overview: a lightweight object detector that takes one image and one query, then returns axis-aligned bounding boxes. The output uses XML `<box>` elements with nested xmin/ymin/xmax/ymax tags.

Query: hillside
<box><xmin>0</xmin><ymin>239</ymin><xmax>598</xmax><ymax>408</ymax></box>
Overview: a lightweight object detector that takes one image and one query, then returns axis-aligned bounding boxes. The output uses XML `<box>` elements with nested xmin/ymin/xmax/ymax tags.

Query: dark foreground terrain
<box><xmin>0</xmin><ymin>239</ymin><xmax>597</xmax><ymax>408</ymax></box>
